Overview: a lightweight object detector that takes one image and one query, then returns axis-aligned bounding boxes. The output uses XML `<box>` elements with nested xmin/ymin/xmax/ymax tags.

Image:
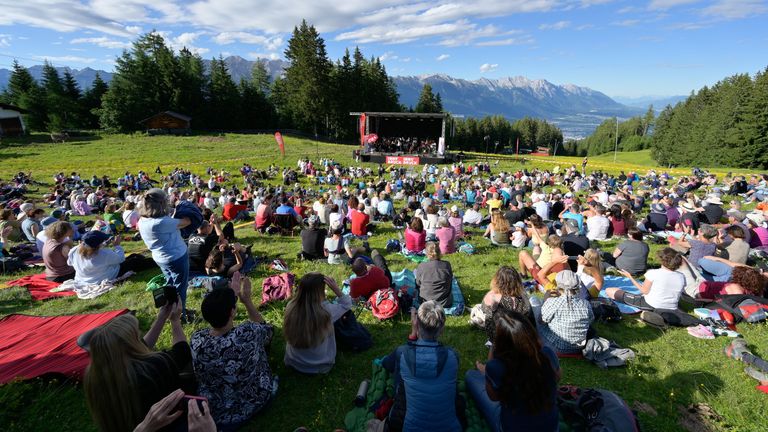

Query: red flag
<box><xmin>359</xmin><ymin>113</ymin><xmax>367</xmax><ymax>147</ymax></box>
<box><xmin>274</xmin><ymin>131</ymin><xmax>286</xmax><ymax>157</ymax></box>
<box><xmin>516</xmin><ymin>137</ymin><xmax>520</xmax><ymax>155</ymax></box>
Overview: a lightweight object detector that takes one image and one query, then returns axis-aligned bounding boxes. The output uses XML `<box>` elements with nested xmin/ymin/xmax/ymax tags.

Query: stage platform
<box><xmin>357</xmin><ymin>152</ymin><xmax>458</xmax><ymax>165</ymax></box>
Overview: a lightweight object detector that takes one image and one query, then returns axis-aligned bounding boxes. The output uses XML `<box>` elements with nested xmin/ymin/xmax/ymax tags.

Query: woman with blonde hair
<box><xmin>84</xmin><ymin>301</ymin><xmax>192</xmax><ymax>432</ymax></box>
<box><xmin>483</xmin><ymin>210</ymin><xmax>512</xmax><ymax>246</ymax></box>
<box><xmin>283</xmin><ymin>273</ymin><xmax>351</xmax><ymax>374</ymax></box>
<box><xmin>577</xmin><ymin>248</ymin><xmax>604</xmax><ymax>298</ymax></box>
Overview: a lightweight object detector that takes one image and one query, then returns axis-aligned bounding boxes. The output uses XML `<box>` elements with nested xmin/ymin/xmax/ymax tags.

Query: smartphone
<box><xmin>568</xmin><ymin>256</ymin><xmax>579</xmax><ymax>261</ymax></box>
<box><xmin>153</xmin><ymin>285</ymin><xmax>179</xmax><ymax>308</ymax></box>
<box><xmin>176</xmin><ymin>395</ymin><xmax>208</xmax><ymax>414</ymax></box>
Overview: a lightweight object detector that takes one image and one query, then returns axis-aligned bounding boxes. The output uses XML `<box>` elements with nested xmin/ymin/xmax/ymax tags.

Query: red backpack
<box><xmin>369</xmin><ymin>288</ymin><xmax>399</xmax><ymax>320</ymax></box>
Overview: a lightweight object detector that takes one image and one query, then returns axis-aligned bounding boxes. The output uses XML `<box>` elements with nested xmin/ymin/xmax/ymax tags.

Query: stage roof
<box><xmin>350</xmin><ymin>112</ymin><xmax>448</xmax><ymax>119</ymax></box>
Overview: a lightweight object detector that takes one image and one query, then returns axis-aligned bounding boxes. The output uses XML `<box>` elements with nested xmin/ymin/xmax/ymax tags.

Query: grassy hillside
<box><xmin>0</xmin><ymin>133</ymin><xmax>764</xmax><ymax>432</ymax></box>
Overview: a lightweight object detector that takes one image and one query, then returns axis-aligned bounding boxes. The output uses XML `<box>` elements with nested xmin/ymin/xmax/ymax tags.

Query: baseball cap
<box><xmin>51</xmin><ymin>208</ymin><xmax>65</xmax><ymax>219</ymax></box>
<box><xmin>41</xmin><ymin>217</ymin><xmax>58</xmax><ymax>227</ymax></box>
<box><xmin>82</xmin><ymin>230</ymin><xmax>111</xmax><ymax>248</ymax></box>
<box><xmin>513</xmin><ymin>221</ymin><xmax>526</xmax><ymax>229</ymax></box>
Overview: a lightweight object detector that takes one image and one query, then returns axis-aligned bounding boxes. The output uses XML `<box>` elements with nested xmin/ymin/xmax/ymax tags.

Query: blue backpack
<box><xmin>386</xmin><ymin>239</ymin><xmax>402</xmax><ymax>253</ymax></box>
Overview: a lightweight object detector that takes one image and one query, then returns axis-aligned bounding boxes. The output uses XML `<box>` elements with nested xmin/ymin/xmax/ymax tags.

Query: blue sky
<box><xmin>0</xmin><ymin>0</ymin><xmax>766</xmax><ymax>97</ymax></box>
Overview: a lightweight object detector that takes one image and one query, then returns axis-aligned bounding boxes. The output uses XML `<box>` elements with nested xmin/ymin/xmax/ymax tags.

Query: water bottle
<box><xmin>354</xmin><ymin>379</ymin><xmax>370</xmax><ymax>407</ymax></box>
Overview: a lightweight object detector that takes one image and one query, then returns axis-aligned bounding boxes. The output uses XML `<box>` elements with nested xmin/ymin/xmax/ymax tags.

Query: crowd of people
<box><xmin>366</xmin><ymin>137</ymin><xmax>438</xmax><ymax>154</ymax></box>
<box><xmin>3</xmin><ymin>154</ymin><xmax>768</xmax><ymax>432</ymax></box>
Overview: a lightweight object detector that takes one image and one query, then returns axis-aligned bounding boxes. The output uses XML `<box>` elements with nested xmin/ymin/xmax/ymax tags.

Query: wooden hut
<box><xmin>139</xmin><ymin>111</ymin><xmax>192</xmax><ymax>135</ymax></box>
<box><xmin>0</xmin><ymin>103</ymin><xmax>28</xmax><ymax>137</ymax></box>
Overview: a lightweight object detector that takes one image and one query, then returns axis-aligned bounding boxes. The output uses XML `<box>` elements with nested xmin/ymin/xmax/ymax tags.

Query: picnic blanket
<box><xmin>50</xmin><ymin>272</ymin><xmax>135</xmax><ymax>299</ymax></box>
<box><xmin>0</xmin><ymin>309</ymin><xmax>128</xmax><ymax>384</ymax></box>
<box><xmin>343</xmin><ymin>359</ymin><xmax>491</xmax><ymax>432</ymax></box>
<box><xmin>599</xmin><ymin>276</ymin><xmax>643</xmax><ymax>314</ymax></box>
<box><xmin>4</xmin><ymin>273</ymin><xmax>75</xmax><ymax>301</ymax></box>
<box><xmin>401</xmin><ymin>251</ymin><xmax>428</xmax><ymax>263</ymax></box>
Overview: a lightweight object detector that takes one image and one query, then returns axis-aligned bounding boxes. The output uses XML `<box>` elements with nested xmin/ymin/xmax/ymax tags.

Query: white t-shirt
<box><xmin>586</xmin><ymin>215</ymin><xmax>610</xmax><ymax>240</ymax></box>
<box><xmin>643</xmin><ymin>268</ymin><xmax>685</xmax><ymax>310</ymax></box>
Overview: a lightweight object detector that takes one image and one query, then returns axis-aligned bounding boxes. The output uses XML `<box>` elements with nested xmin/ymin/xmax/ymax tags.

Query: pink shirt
<box><xmin>448</xmin><ymin>216</ymin><xmax>464</xmax><ymax>239</ymax></box>
<box><xmin>435</xmin><ymin>227</ymin><xmax>456</xmax><ymax>255</ymax></box>
<box><xmin>404</xmin><ymin>228</ymin><xmax>426</xmax><ymax>253</ymax></box>
<box><xmin>750</xmin><ymin>227</ymin><xmax>768</xmax><ymax>248</ymax></box>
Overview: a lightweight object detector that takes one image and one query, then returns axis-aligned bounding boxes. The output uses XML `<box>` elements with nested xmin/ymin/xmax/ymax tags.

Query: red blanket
<box><xmin>0</xmin><ymin>309</ymin><xmax>128</xmax><ymax>384</ymax></box>
<box><xmin>5</xmin><ymin>273</ymin><xmax>74</xmax><ymax>301</ymax></box>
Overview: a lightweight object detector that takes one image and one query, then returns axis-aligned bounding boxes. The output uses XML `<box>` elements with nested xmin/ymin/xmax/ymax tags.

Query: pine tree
<box><xmin>207</xmin><ymin>57</ymin><xmax>241</xmax><ymax>130</ymax></box>
<box><xmin>282</xmin><ymin>20</ymin><xmax>332</xmax><ymax>134</ymax></box>
<box><xmin>6</xmin><ymin>61</ymin><xmax>47</xmax><ymax>131</ymax></box>
<box><xmin>82</xmin><ymin>74</ymin><xmax>109</xmax><ymax>129</ymax></box>
<box><xmin>415</xmin><ymin>84</ymin><xmax>440</xmax><ymax>113</ymax></box>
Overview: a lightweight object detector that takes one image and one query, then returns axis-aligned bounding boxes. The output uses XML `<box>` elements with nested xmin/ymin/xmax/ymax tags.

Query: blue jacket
<box><xmin>383</xmin><ymin>340</ymin><xmax>461</xmax><ymax>432</ymax></box>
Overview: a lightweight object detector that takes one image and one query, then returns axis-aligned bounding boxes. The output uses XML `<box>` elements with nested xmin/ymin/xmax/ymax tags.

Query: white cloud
<box><xmin>247</xmin><ymin>52</ymin><xmax>281</xmax><ymax>61</ymax></box>
<box><xmin>152</xmin><ymin>31</ymin><xmax>210</xmax><ymax>55</ymax></box>
<box><xmin>71</xmin><ymin>36</ymin><xmax>132</xmax><ymax>49</ymax></box>
<box><xmin>479</xmin><ymin>63</ymin><xmax>498</xmax><ymax>73</ymax></box>
<box><xmin>539</xmin><ymin>20</ymin><xmax>570</xmax><ymax>30</ymax></box>
<box><xmin>648</xmin><ymin>0</ymin><xmax>700</xmax><ymax>9</ymax></box>
<box><xmin>436</xmin><ymin>54</ymin><xmax>450</xmax><ymax>61</ymax></box>
<box><xmin>211</xmin><ymin>32</ymin><xmax>283</xmax><ymax>50</ymax></box>
<box><xmin>575</xmin><ymin>24</ymin><xmax>594</xmax><ymax>30</ymax></box>
<box><xmin>612</xmin><ymin>19</ymin><xmax>640</xmax><ymax>26</ymax></box>
<box><xmin>378</xmin><ymin>51</ymin><xmax>398</xmax><ymax>61</ymax></box>
<box><xmin>702</xmin><ymin>0</ymin><xmax>768</xmax><ymax>19</ymax></box>
<box><xmin>32</xmin><ymin>55</ymin><xmax>98</xmax><ymax>64</ymax></box>
<box><xmin>0</xmin><ymin>34</ymin><xmax>11</xmax><ymax>47</ymax></box>
<box><xmin>475</xmin><ymin>36</ymin><xmax>534</xmax><ymax>46</ymax></box>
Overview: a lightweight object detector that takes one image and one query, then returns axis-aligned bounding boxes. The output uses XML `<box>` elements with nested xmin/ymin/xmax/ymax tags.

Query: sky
<box><xmin>0</xmin><ymin>0</ymin><xmax>766</xmax><ymax>98</ymax></box>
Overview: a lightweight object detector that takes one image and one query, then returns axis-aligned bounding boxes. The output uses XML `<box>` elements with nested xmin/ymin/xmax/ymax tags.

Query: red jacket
<box><xmin>223</xmin><ymin>203</ymin><xmax>247</xmax><ymax>221</ymax></box>
<box><xmin>349</xmin><ymin>266</ymin><xmax>389</xmax><ymax>299</ymax></box>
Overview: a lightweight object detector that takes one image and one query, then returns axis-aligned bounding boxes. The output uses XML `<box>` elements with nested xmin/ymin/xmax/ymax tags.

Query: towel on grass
<box><xmin>599</xmin><ymin>275</ymin><xmax>642</xmax><ymax>314</ymax></box>
<box><xmin>5</xmin><ymin>273</ymin><xmax>74</xmax><ymax>301</ymax></box>
<box><xmin>0</xmin><ymin>309</ymin><xmax>128</xmax><ymax>384</ymax></box>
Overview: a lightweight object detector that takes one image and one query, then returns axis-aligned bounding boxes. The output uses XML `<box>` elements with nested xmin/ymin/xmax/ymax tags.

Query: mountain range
<box><xmin>0</xmin><ymin>56</ymin><xmax>668</xmax><ymax>139</ymax></box>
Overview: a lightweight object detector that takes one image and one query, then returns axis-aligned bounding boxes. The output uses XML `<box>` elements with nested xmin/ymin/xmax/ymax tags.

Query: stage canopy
<box><xmin>351</xmin><ymin>112</ymin><xmax>447</xmax><ymax>139</ymax></box>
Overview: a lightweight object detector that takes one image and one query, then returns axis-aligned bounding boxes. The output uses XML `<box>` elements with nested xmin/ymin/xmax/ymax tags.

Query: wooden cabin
<box><xmin>0</xmin><ymin>103</ymin><xmax>27</xmax><ymax>137</ymax></box>
<box><xmin>139</xmin><ymin>111</ymin><xmax>192</xmax><ymax>135</ymax></box>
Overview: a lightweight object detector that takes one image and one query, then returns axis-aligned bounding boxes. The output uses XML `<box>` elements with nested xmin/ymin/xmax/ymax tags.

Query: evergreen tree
<box><xmin>82</xmin><ymin>74</ymin><xmax>109</xmax><ymax>129</ymax></box>
<box><xmin>282</xmin><ymin>20</ymin><xmax>332</xmax><ymax>134</ymax></box>
<box><xmin>415</xmin><ymin>84</ymin><xmax>440</xmax><ymax>113</ymax></box>
<box><xmin>6</xmin><ymin>61</ymin><xmax>47</xmax><ymax>131</ymax></box>
<box><xmin>207</xmin><ymin>57</ymin><xmax>241</xmax><ymax>130</ymax></box>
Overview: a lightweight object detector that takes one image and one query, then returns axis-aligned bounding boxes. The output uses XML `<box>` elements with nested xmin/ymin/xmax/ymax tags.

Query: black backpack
<box><xmin>558</xmin><ymin>386</ymin><xmax>641</xmax><ymax>432</ymax></box>
<box><xmin>589</xmin><ymin>298</ymin><xmax>622</xmax><ymax>323</ymax></box>
<box><xmin>0</xmin><ymin>256</ymin><xmax>28</xmax><ymax>274</ymax></box>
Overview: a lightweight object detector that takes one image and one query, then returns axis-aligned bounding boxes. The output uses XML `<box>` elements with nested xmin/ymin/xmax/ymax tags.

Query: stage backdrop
<box><xmin>369</xmin><ymin>116</ymin><xmax>442</xmax><ymax>139</ymax></box>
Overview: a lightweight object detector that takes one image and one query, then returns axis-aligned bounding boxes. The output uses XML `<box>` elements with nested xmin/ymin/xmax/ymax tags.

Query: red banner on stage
<box><xmin>385</xmin><ymin>156</ymin><xmax>420</xmax><ymax>165</ymax></box>
<box><xmin>359</xmin><ymin>114</ymin><xmax>366</xmax><ymax>147</ymax></box>
<box><xmin>274</xmin><ymin>131</ymin><xmax>286</xmax><ymax>157</ymax></box>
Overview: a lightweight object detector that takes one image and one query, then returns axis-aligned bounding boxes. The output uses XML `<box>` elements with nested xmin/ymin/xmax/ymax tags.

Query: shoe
<box><xmin>181</xmin><ymin>309</ymin><xmax>198</xmax><ymax>325</ymax></box>
<box><xmin>640</xmin><ymin>311</ymin><xmax>668</xmax><ymax>329</ymax></box>
<box><xmin>687</xmin><ymin>325</ymin><xmax>715</xmax><ymax>339</ymax></box>
<box><xmin>707</xmin><ymin>325</ymin><xmax>741</xmax><ymax>338</ymax></box>
<box><xmin>745</xmin><ymin>366</ymin><xmax>768</xmax><ymax>384</ymax></box>
<box><xmin>725</xmin><ymin>338</ymin><xmax>751</xmax><ymax>361</ymax></box>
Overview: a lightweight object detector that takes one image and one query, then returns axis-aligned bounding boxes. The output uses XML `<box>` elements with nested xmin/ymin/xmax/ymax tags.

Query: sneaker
<box><xmin>707</xmin><ymin>325</ymin><xmax>741</xmax><ymax>338</ymax></box>
<box><xmin>745</xmin><ymin>366</ymin><xmax>768</xmax><ymax>384</ymax></box>
<box><xmin>640</xmin><ymin>311</ymin><xmax>668</xmax><ymax>329</ymax></box>
<box><xmin>725</xmin><ymin>338</ymin><xmax>751</xmax><ymax>361</ymax></box>
<box><xmin>687</xmin><ymin>325</ymin><xmax>715</xmax><ymax>340</ymax></box>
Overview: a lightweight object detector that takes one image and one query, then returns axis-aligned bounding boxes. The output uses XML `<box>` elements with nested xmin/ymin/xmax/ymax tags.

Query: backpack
<box><xmin>386</xmin><ymin>239</ymin><xmax>401</xmax><ymax>253</ymax></box>
<box><xmin>557</xmin><ymin>386</ymin><xmax>640</xmax><ymax>432</ymax></box>
<box><xmin>333</xmin><ymin>310</ymin><xmax>373</xmax><ymax>352</ymax></box>
<box><xmin>0</xmin><ymin>256</ymin><xmax>28</xmax><ymax>274</ymax></box>
<box><xmin>589</xmin><ymin>298</ymin><xmax>622</xmax><ymax>323</ymax></box>
<box><xmin>262</xmin><ymin>272</ymin><xmax>294</xmax><ymax>303</ymax></box>
<box><xmin>711</xmin><ymin>295</ymin><xmax>768</xmax><ymax>323</ymax></box>
<box><xmin>458</xmin><ymin>243</ymin><xmax>475</xmax><ymax>254</ymax></box>
<box><xmin>369</xmin><ymin>288</ymin><xmax>400</xmax><ymax>320</ymax></box>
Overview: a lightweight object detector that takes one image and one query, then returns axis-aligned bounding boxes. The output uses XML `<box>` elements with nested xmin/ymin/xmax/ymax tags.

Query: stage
<box><xmin>356</xmin><ymin>151</ymin><xmax>457</xmax><ymax>165</ymax></box>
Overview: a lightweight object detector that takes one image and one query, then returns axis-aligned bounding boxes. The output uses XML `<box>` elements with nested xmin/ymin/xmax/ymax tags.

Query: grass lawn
<box><xmin>0</xmin><ymin>133</ymin><xmax>765</xmax><ymax>432</ymax></box>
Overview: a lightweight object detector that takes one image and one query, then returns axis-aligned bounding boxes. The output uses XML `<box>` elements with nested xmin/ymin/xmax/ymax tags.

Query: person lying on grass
<box><xmin>466</xmin><ymin>311</ymin><xmax>561</xmax><ymax>432</ymax></box>
<box><xmin>696</xmin><ymin>256</ymin><xmax>768</xmax><ymax>297</ymax></box>
<box><xmin>383</xmin><ymin>301</ymin><xmax>464</xmax><ymax>432</ymax></box>
<box><xmin>283</xmin><ymin>273</ymin><xmax>351</xmax><ymax>374</ymax></box>
<box><xmin>191</xmin><ymin>272</ymin><xmax>275</xmax><ymax>431</ymax></box>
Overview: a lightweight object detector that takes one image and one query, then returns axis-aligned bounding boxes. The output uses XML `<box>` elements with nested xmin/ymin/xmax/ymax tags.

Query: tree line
<box><xmin>559</xmin><ymin>107</ymin><xmax>655</xmax><ymax>157</ymax></box>
<box><xmin>450</xmin><ymin>115</ymin><xmax>563</xmax><ymax>153</ymax></box>
<box><xmin>652</xmin><ymin>68</ymin><xmax>768</xmax><ymax>169</ymax></box>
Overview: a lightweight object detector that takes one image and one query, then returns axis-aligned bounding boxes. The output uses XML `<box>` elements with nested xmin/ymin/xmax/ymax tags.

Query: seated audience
<box><xmin>382</xmin><ymin>302</ymin><xmax>463</xmax><ymax>432</ymax></box>
<box><xmin>404</xmin><ymin>217</ymin><xmax>426</xmax><ymax>254</ymax></box>
<box><xmin>481</xmin><ymin>266</ymin><xmax>533</xmax><ymax>343</ymax></box>
<box><xmin>283</xmin><ymin>273</ymin><xmax>351</xmax><ymax>374</ymax></box>
<box><xmin>415</xmin><ymin>242</ymin><xmax>454</xmax><ymax>308</ymax></box>
<box><xmin>43</xmin><ymin>221</ymin><xmax>75</xmax><ymax>282</ymax></box>
<box><xmin>466</xmin><ymin>311</ymin><xmax>561</xmax><ymax>432</ymax></box>
<box><xmin>484</xmin><ymin>211</ymin><xmax>512</xmax><ymax>246</ymax></box>
<box><xmin>607</xmin><ymin>248</ymin><xmax>686</xmax><ymax>313</ymax></box>
<box><xmin>349</xmin><ymin>253</ymin><xmax>392</xmax><ymax>300</ymax></box>
<box><xmin>435</xmin><ymin>217</ymin><xmax>457</xmax><ymax>255</ymax></box>
<box><xmin>537</xmin><ymin>270</ymin><xmax>594</xmax><ymax>354</ymax></box>
<box><xmin>608</xmin><ymin>227</ymin><xmax>650</xmax><ymax>276</ymax></box>
<box><xmin>299</xmin><ymin>215</ymin><xmax>327</xmax><ymax>260</ymax></box>
<box><xmin>191</xmin><ymin>273</ymin><xmax>275</xmax><ymax>430</ymax></box>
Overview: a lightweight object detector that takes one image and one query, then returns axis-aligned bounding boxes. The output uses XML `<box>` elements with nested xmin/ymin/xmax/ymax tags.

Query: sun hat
<box><xmin>680</xmin><ymin>201</ymin><xmax>697</xmax><ymax>212</ymax></box>
<box><xmin>513</xmin><ymin>221</ymin><xmax>526</xmax><ymax>229</ymax></box>
<box><xmin>651</xmin><ymin>203</ymin><xmax>666</xmax><ymax>214</ymax></box>
<box><xmin>746</xmin><ymin>212</ymin><xmax>765</xmax><ymax>226</ymax></box>
<box><xmin>707</xmin><ymin>195</ymin><xmax>723</xmax><ymax>205</ymax></box>
<box><xmin>19</xmin><ymin>203</ymin><xmax>34</xmax><ymax>213</ymax></box>
<box><xmin>82</xmin><ymin>230</ymin><xmax>111</xmax><ymax>248</ymax></box>
<box><xmin>556</xmin><ymin>270</ymin><xmax>580</xmax><ymax>290</ymax></box>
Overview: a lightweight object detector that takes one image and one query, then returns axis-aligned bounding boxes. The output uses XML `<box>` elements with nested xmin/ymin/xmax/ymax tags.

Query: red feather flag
<box><xmin>275</xmin><ymin>131</ymin><xmax>286</xmax><ymax>157</ymax></box>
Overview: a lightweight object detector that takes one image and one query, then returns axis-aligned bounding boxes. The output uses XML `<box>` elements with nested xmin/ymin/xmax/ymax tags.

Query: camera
<box><xmin>153</xmin><ymin>285</ymin><xmax>179</xmax><ymax>308</ymax></box>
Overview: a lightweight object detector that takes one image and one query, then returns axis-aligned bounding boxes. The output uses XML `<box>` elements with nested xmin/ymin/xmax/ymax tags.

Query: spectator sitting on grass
<box><xmin>382</xmin><ymin>301</ymin><xmax>464</xmax><ymax>432</ymax></box>
<box><xmin>191</xmin><ymin>273</ymin><xmax>276</xmax><ymax>431</ymax></box>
